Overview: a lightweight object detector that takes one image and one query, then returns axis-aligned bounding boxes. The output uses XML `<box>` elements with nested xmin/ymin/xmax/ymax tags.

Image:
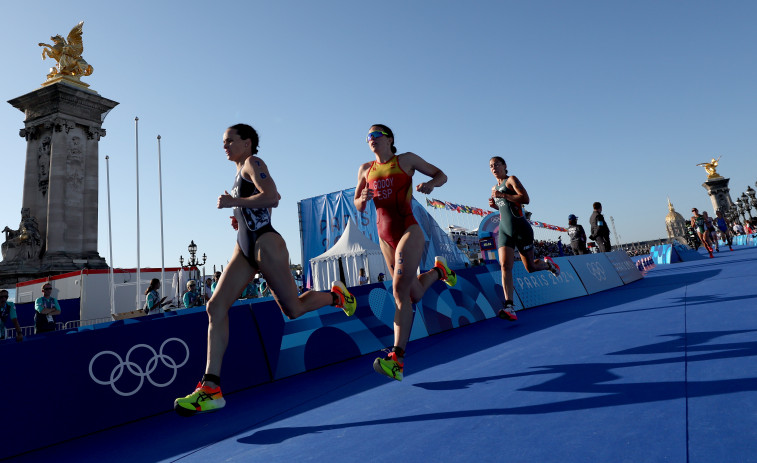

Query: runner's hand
<box><xmin>230</xmin><ymin>216</ymin><xmax>238</xmax><ymax>230</ymax></box>
<box><xmin>218</xmin><ymin>190</ymin><xmax>234</xmax><ymax>209</ymax></box>
<box><xmin>416</xmin><ymin>182</ymin><xmax>434</xmax><ymax>194</ymax></box>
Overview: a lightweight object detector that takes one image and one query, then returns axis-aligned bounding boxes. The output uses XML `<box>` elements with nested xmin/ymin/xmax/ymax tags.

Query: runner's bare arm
<box><xmin>217</xmin><ymin>157</ymin><xmax>279</xmax><ymax>210</ymax></box>
<box><xmin>354</xmin><ymin>162</ymin><xmax>374</xmax><ymax>212</ymax></box>
<box><xmin>400</xmin><ymin>152</ymin><xmax>447</xmax><ymax>194</ymax></box>
<box><xmin>498</xmin><ymin>175</ymin><xmax>529</xmax><ymax>205</ymax></box>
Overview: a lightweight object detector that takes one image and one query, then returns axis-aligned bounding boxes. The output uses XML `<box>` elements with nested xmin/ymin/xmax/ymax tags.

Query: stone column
<box><xmin>701</xmin><ymin>177</ymin><xmax>734</xmax><ymax>214</ymax></box>
<box><xmin>5</xmin><ymin>82</ymin><xmax>118</xmax><ymax>272</ymax></box>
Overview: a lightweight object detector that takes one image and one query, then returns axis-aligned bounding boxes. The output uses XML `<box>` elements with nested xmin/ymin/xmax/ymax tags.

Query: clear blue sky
<box><xmin>2</xmin><ymin>1</ymin><xmax>756</xmax><ymax>272</ymax></box>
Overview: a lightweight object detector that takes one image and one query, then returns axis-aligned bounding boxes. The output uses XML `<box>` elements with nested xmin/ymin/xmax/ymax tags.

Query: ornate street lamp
<box><xmin>741</xmin><ymin>193</ymin><xmax>753</xmax><ymax>220</ymax></box>
<box><xmin>736</xmin><ymin>198</ymin><xmax>745</xmax><ymax>223</ymax></box>
<box><xmin>182</xmin><ymin>240</ymin><xmax>207</xmax><ymax>289</ymax></box>
<box><xmin>186</xmin><ymin>240</ymin><xmax>206</xmax><ymax>267</ymax></box>
<box><xmin>747</xmin><ymin>186</ymin><xmax>757</xmax><ymax>217</ymax></box>
<box><xmin>729</xmin><ymin>204</ymin><xmax>740</xmax><ymax>224</ymax></box>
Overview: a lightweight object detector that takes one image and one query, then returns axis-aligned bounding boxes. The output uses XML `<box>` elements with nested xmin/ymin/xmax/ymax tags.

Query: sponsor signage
<box><xmin>511</xmin><ymin>257</ymin><xmax>587</xmax><ymax>308</ymax></box>
<box><xmin>605</xmin><ymin>250</ymin><xmax>643</xmax><ymax>284</ymax></box>
<box><xmin>569</xmin><ymin>254</ymin><xmax>625</xmax><ymax>294</ymax></box>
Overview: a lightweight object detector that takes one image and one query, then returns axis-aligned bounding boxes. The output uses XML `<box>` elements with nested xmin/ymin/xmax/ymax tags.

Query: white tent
<box><xmin>310</xmin><ymin>219</ymin><xmax>390</xmax><ymax>290</ymax></box>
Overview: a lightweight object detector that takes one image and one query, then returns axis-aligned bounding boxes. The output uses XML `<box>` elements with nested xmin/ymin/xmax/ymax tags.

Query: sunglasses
<box><xmin>366</xmin><ymin>131</ymin><xmax>389</xmax><ymax>143</ymax></box>
<box><xmin>43</xmin><ymin>287</ymin><xmax>52</xmax><ymax>290</ymax></box>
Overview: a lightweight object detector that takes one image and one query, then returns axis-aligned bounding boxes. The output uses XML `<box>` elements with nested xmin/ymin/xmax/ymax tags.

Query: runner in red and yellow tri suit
<box><xmin>365</xmin><ymin>154</ymin><xmax>418</xmax><ymax>249</ymax></box>
<box><xmin>354</xmin><ymin>124</ymin><xmax>457</xmax><ymax>381</ymax></box>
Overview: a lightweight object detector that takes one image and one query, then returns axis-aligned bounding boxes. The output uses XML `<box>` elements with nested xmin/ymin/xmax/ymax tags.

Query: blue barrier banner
<box><xmin>568</xmin><ymin>253</ymin><xmax>625</xmax><ymax>294</ymax></box>
<box><xmin>252</xmin><ymin>294</ymin><xmax>388</xmax><ymax>380</ymax></box>
<box><xmin>2</xmin><ymin>253</ymin><xmax>646</xmax><ymax>459</ymax></box>
<box><xmin>671</xmin><ymin>243</ymin><xmax>705</xmax><ymax>262</ymax></box>
<box><xmin>512</xmin><ymin>257</ymin><xmax>587</xmax><ymax>308</ymax></box>
<box><xmin>414</xmin><ymin>266</ymin><xmax>503</xmax><ymax>335</ymax></box>
<box><xmin>481</xmin><ymin>262</ymin><xmax>525</xmax><ymax>312</ymax></box>
<box><xmin>253</xmin><ymin>266</ymin><xmax>513</xmax><ymax>381</ymax></box>
<box><xmin>604</xmin><ymin>250</ymin><xmax>643</xmax><ymax>284</ymax></box>
<box><xmin>650</xmin><ymin>244</ymin><xmax>673</xmax><ymax>264</ymax></box>
<box><xmin>0</xmin><ymin>304</ymin><xmax>271</xmax><ymax>460</ymax></box>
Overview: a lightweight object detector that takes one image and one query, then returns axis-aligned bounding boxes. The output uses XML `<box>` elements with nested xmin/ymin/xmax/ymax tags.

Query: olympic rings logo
<box><xmin>586</xmin><ymin>262</ymin><xmax>607</xmax><ymax>281</ymax></box>
<box><xmin>89</xmin><ymin>337</ymin><xmax>190</xmax><ymax>397</ymax></box>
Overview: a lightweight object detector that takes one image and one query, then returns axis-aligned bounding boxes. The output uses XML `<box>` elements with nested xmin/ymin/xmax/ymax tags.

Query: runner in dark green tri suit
<box><xmin>488</xmin><ymin>156</ymin><xmax>560</xmax><ymax>321</ymax></box>
<box><xmin>690</xmin><ymin>207</ymin><xmax>714</xmax><ymax>258</ymax></box>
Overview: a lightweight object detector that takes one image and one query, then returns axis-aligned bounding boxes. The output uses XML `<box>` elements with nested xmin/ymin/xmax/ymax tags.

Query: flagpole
<box><xmin>157</xmin><ymin>135</ymin><xmax>166</xmax><ymax>294</ymax></box>
<box><xmin>105</xmin><ymin>155</ymin><xmax>115</xmax><ymax>316</ymax></box>
<box><xmin>135</xmin><ymin>117</ymin><xmax>141</xmax><ymax>311</ymax></box>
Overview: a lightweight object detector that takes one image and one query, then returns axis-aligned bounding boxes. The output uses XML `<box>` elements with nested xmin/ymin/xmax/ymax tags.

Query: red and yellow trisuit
<box><xmin>365</xmin><ymin>155</ymin><xmax>418</xmax><ymax>249</ymax></box>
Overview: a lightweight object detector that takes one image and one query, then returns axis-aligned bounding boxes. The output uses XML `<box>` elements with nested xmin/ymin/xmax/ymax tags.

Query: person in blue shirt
<box><xmin>34</xmin><ymin>283</ymin><xmax>61</xmax><ymax>333</ymax></box>
<box><xmin>144</xmin><ymin>278</ymin><xmax>169</xmax><ymax>313</ymax></box>
<box><xmin>183</xmin><ymin>280</ymin><xmax>202</xmax><ymax>308</ymax></box>
<box><xmin>240</xmin><ymin>279</ymin><xmax>257</xmax><ymax>299</ymax></box>
<box><xmin>0</xmin><ymin>289</ymin><xmax>23</xmax><ymax>342</ymax></box>
<box><xmin>210</xmin><ymin>272</ymin><xmax>221</xmax><ymax>296</ymax></box>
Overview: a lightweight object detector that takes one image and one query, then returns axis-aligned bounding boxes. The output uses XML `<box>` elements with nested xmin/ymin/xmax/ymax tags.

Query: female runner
<box><xmin>488</xmin><ymin>156</ymin><xmax>560</xmax><ymax>321</ymax></box>
<box><xmin>175</xmin><ymin>124</ymin><xmax>356</xmax><ymax>416</ymax></box>
<box><xmin>691</xmin><ymin>208</ymin><xmax>714</xmax><ymax>258</ymax></box>
<box><xmin>354</xmin><ymin>124</ymin><xmax>456</xmax><ymax>381</ymax></box>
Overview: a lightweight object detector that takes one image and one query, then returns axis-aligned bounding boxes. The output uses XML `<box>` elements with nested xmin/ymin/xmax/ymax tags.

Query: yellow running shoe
<box><xmin>174</xmin><ymin>383</ymin><xmax>225</xmax><ymax>417</ymax></box>
<box><xmin>331</xmin><ymin>281</ymin><xmax>356</xmax><ymax>316</ymax></box>
<box><xmin>434</xmin><ymin>256</ymin><xmax>457</xmax><ymax>287</ymax></box>
<box><xmin>373</xmin><ymin>351</ymin><xmax>404</xmax><ymax>381</ymax></box>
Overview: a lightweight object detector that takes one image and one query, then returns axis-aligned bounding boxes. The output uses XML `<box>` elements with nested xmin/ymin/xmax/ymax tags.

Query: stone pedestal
<box><xmin>702</xmin><ymin>177</ymin><xmax>734</xmax><ymax>214</ymax></box>
<box><xmin>0</xmin><ymin>82</ymin><xmax>118</xmax><ymax>285</ymax></box>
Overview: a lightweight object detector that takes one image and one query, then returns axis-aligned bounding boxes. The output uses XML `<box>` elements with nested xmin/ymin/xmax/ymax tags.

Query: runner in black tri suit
<box><xmin>174</xmin><ymin>124</ymin><xmax>357</xmax><ymax>417</ymax></box>
<box><xmin>488</xmin><ymin>156</ymin><xmax>560</xmax><ymax>321</ymax></box>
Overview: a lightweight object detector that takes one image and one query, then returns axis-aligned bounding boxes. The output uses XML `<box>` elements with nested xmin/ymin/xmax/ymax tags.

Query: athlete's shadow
<box><xmin>414</xmin><ymin>329</ymin><xmax>757</xmax><ymax>391</ymax></box>
<box><xmin>238</xmin><ymin>329</ymin><xmax>757</xmax><ymax>445</ymax></box>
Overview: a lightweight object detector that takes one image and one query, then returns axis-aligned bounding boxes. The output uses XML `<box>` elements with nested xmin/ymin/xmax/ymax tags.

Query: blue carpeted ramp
<box><xmin>8</xmin><ymin>247</ymin><xmax>757</xmax><ymax>462</ymax></box>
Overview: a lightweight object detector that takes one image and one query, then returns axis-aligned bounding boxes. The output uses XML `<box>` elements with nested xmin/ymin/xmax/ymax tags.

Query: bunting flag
<box><xmin>424</xmin><ymin>196</ymin><xmax>567</xmax><ymax>232</ymax></box>
<box><xmin>529</xmin><ymin>221</ymin><xmax>567</xmax><ymax>232</ymax></box>
<box><xmin>426</xmin><ymin>198</ymin><xmax>446</xmax><ymax>209</ymax></box>
<box><xmin>427</xmin><ymin>198</ymin><xmax>490</xmax><ymax>216</ymax></box>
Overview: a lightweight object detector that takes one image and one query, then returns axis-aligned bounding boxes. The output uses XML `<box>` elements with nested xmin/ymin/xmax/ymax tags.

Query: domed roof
<box><xmin>666</xmin><ymin>198</ymin><xmax>686</xmax><ymax>224</ymax></box>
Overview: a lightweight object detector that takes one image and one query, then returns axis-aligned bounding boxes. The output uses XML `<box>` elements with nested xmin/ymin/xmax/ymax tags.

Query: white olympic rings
<box><xmin>89</xmin><ymin>337</ymin><xmax>190</xmax><ymax>397</ymax></box>
<box><xmin>586</xmin><ymin>261</ymin><xmax>607</xmax><ymax>281</ymax></box>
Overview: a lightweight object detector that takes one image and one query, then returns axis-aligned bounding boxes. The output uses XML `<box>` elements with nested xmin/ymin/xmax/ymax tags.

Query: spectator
<box><xmin>144</xmin><ymin>278</ymin><xmax>169</xmax><ymax>313</ymax></box>
<box><xmin>241</xmin><ymin>278</ymin><xmax>257</xmax><ymax>299</ymax></box>
<box><xmin>210</xmin><ymin>271</ymin><xmax>222</xmax><ymax>296</ymax></box>
<box><xmin>589</xmin><ymin>202</ymin><xmax>612</xmax><ymax>252</ymax></box>
<box><xmin>732</xmin><ymin>221</ymin><xmax>745</xmax><ymax>235</ymax></box>
<box><xmin>359</xmin><ymin>268</ymin><xmax>368</xmax><ymax>285</ymax></box>
<box><xmin>567</xmin><ymin>214</ymin><xmax>588</xmax><ymax>255</ymax></box>
<box><xmin>183</xmin><ymin>280</ymin><xmax>202</xmax><ymax>308</ymax></box>
<box><xmin>746</xmin><ymin>222</ymin><xmax>755</xmax><ymax>234</ymax></box>
<box><xmin>377</xmin><ymin>273</ymin><xmax>385</xmax><ymax>282</ymax></box>
<box><xmin>34</xmin><ymin>283</ymin><xmax>61</xmax><ymax>333</ymax></box>
<box><xmin>0</xmin><ymin>289</ymin><xmax>23</xmax><ymax>342</ymax></box>
<box><xmin>258</xmin><ymin>278</ymin><xmax>270</xmax><ymax>297</ymax></box>
<box><xmin>204</xmin><ymin>278</ymin><xmax>213</xmax><ymax>301</ymax></box>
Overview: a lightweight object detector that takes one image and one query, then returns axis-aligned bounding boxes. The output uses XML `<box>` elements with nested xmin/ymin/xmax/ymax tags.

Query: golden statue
<box><xmin>696</xmin><ymin>156</ymin><xmax>723</xmax><ymax>180</ymax></box>
<box><xmin>38</xmin><ymin>21</ymin><xmax>93</xmax><ymax>87</ymax></box>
